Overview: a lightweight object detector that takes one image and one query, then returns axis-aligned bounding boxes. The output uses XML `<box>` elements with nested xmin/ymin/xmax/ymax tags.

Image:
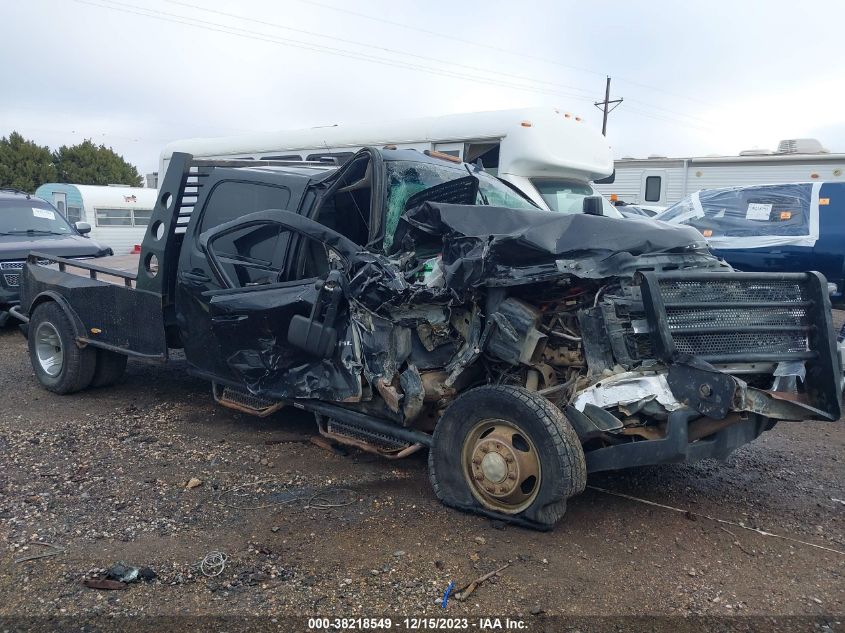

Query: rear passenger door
<box><xmin>175</xmin><ymin>175</ymin><xmax>308</xmax><ymax>378</ymax></box>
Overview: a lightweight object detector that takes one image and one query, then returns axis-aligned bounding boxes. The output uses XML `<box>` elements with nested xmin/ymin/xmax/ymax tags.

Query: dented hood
<box><xmin>395</xmin><ymin>202</ymin><xmax>710</xmax><ymax>289</ymax></box>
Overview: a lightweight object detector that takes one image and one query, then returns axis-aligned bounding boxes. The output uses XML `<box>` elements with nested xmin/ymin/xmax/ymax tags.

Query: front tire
<box><xmin>28</xmin><ymin>302</ymin><xmax>96</xmax><ymax>394</ymax></box>
<box><xmin>428</xmin><ymin>385</ymin><xmax>586</xmax><ymax>529</ymax></box>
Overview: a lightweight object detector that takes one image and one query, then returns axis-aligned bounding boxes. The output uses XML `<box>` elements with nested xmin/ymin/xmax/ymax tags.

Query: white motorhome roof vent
<box><xmin>776</xmin><ymin>138</ymin><xmax>829</xmax><ymax>154</ymax></box>
<box><xmin>739</xmin><ymin>148</ymin><xmax>774</xmax><ymax>156</ymax></box>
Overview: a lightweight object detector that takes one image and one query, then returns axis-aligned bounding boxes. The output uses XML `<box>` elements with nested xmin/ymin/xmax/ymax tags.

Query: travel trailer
<box><xmin>34</xmin><ymin>184</ymin><xmax>157</xmax><ymax>254</ymax></box>
<box><xmin>159</xmin><ymin>107</ymin><xmax>621</xmax><ymax>217</ymax></box>
<box><xmin>594</xmin><ymin>139</ymin><xmax>845</xmax><ymax>207</ymax></box>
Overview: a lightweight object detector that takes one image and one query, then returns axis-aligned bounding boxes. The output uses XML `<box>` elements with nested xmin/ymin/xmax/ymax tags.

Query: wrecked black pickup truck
<box><xmin>14</xmin><ymin>148</ymin><xmax>843</xmax><ymax>529</ymax></box>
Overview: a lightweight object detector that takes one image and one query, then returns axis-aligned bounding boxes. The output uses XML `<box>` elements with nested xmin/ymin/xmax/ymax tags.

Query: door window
<box><xmin>199</xmin><ymin>181</ymin><xmax>292</xmax><ymax>234</ymax></box>
<box><xmin>644</xmin><ymin>176</ymin><xmax>662</xmax><ymax>202</ymax></box>
<box><xmin>207</xmin><ymin>223</ymin><xmax>331</xmax><ymax>289</ymax></box>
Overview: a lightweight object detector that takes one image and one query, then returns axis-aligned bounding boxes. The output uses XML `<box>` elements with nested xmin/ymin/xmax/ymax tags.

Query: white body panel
<box><xmin>595</xmin><ymin>155</ymin><xmax>845</xmax><ymax>206</ymax></box>
<box><xmin>159</xmin><ymin>107</ymin><xmax>615</xmax><ymax>213</ymax></box>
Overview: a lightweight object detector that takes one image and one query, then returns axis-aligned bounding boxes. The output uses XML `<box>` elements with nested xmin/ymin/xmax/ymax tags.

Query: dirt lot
<box><xmin>0</xmin><ymin>324</ymin><xmax>843</xmax><ymax>627</ymax></box>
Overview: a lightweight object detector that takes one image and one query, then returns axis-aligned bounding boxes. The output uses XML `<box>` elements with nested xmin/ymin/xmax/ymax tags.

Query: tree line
<box><xmin>0</xmin><ymin>131</ymin><xmax>144</xmax><ymax>192</ymax></box>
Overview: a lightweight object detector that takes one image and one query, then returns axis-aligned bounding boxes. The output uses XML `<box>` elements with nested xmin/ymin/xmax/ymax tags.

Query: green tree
<box><xmin>53</xmin><ymin>139</ymin><xmax>143</xmax><ymax>187</ymax></box>
<box><xmin>0</xmin><ymin>132</ymin><xmax>57</xmax><ymax>192</ymax></box>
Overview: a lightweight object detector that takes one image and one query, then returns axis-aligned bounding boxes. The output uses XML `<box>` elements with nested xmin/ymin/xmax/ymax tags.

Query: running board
<box><xmin>212</xmin><ymin>383</ymin><xmax>285</xmax><ymax>417</ymax></box>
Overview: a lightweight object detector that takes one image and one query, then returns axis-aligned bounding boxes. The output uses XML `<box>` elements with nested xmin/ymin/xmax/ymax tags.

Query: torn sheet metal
<box><xmin>572</xmin><ymin>371</ymin><xmax>684</xmax><ymax>413</ymax></box>
<box><xmin>394</xmin><ymin>202</ymin><xmax>712</xmax><ymax>289</ymax></box>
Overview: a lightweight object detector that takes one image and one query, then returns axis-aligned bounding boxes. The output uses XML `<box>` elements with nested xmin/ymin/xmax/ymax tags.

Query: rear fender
<box><xmin>27</xmin><ymin>291</ymin><xmax>87</xmax><ymax>346</ymax></box>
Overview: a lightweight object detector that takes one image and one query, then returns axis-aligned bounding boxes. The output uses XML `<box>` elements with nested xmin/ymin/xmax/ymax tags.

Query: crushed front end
<box><xmin>567</xmin><ymin>270</ymin><xmax>841</xmax><ymax>471</ymax></box>
<box><xmin>343</xmin><ymin>203</ymin><xmax>842</xmax><ymax>473</ymax></box>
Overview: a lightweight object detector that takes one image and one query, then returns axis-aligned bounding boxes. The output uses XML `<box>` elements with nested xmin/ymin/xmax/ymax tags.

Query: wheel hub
<box><xmin>463</xmin><ymin>420</ymin><xmax>541</xmax><ymax>513</ymax></box>
<box><xmin>35</xmin><ymin>322</ymin><xmax>63</xmax><ymax>377</ymax></box>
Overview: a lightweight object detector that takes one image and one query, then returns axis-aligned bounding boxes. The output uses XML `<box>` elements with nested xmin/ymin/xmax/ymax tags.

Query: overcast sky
<box><xmin>2</xmin><ymin>0</ymin><xmax>844</xmax><ymax>175</ymax></box>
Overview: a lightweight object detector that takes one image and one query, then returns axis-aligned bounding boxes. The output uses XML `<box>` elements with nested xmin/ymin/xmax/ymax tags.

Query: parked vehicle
<box><xmin>594</xmin><ymin>138</ymin><xmax>845</xmax><ymax>207</ymax></box>
<box><xmin>613</xmin><ymin>202</ymin><xmax>661</xmax><ymax>219</ymax></box>
<box><xmin>34</xmin><ymin>184</ymin><xmax>157</xmax><ymax>255</ymax></box>
<box><xmin>0</xmin><ymin>188</ymin><xmax>112</xmax><ymax>326</ymax></box>
<box><xmin>159</xmin><ymin>107</ymin><xmax>623</xmax><ymax>217</ymax></box>
<box><xmin>13</xmin><ymin>149</ymin><xmax>843</xmax><ymax>529</ymax></box>
<box><xmin>655</xmin><ymin>182</ymin><xmax>845</xmax><ymax>305</ymax></box>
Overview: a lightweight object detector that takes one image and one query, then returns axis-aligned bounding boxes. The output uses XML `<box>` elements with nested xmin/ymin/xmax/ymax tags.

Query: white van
<box><xmin>159</xmin><ymin>107</ymin><xmax>620</xmax><ymax>217</ymax></box>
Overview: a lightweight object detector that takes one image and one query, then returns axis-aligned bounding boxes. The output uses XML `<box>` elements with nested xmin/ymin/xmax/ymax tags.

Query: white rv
<box><xmin>159</xmin><ymin>107</ymin><xmax>620</xmax><ymax>217</ymax></box>
<box><xmin>34</xmin><ymin>184</ymin><xmax>158</xmax><ymax>255</ymax></box>
<box><xmin>594</xmin><ymin>139</ymin><xmax>845</xmax><ymax>208</ymax></box>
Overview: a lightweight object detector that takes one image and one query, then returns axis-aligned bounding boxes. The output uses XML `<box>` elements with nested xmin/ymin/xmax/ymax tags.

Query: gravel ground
<box><xmin>0</xmin><ymin>325</ymin><xmax>843</xmax><ymax>625</ymax></box>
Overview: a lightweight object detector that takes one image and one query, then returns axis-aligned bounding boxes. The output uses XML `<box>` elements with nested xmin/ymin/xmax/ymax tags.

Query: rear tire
<box><xmin>428</xmin><ymin>385</ymin><xmax>586</xmax><ymax>529</ymax></box>
<box><xmin>28</xmin><ymin>302</ymin><xmax>96</xmax><ymax>394</ymax></box>
<box><xmin>90</xmin><ymin>349</ymin><xmax>128</xmax><ymax>388</ymax></box>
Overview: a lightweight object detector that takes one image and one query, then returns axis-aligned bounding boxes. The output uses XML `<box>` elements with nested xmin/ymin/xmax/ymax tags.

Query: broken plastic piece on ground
<box><xmin>106</xmin><ymin>562</ymin><xmax>157</xmax><ymax>583</ymax></box>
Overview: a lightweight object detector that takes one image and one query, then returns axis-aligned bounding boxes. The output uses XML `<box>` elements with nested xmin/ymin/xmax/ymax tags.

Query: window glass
<box><xmin>67</xmin><ymin>206</ymin><xmax>83</xmax><ymax>224</ymax></box>
<box><xmin>644</xmin><ymin>176</ymin><xmax>662</xmax><ymax>202</ymax></box>
<box><xmin>199</xmin><ymin>181</ymin><xmax>292</xmax><ymax>234</ymax></box>
<box><xmin>133</xmin><ymin>209</ymin><xmax>153</xmax><ymax>226</ymax></box>
<box><xmin>0</xmin><ymin>200</ymin><xmax>75</xmax><ymax>234</ymax></box>
<box><xmin>95</xmin><ymin>208</ymin><xmax>132</xmax><ymax>226</ymax></box>
<box><xmin>383</xmin><ymin>159</ymin><xmax>537</xmax><ymax>250</ymax></box>
<box><xmin>306</xmin><ymin>152</ymin><xmax>354</xmax><ymax>165</ymax></box>
<box><xmin>208</xmin><ymin>225</ymin><xmax>330</xmax><ymax>288</ymax></box>
<box><xmin>200</xmin><ymin>182</ymin><xmax>294</xmax><ymax>284</ymax></box>
<box><xmin>530</xmin><ymin>179</ymin><xmax>622</xmax><ymax>218</ymax></box>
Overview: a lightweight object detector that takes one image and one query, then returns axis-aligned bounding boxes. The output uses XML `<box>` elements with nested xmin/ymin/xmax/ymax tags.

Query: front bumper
<box><xmin>584</xmin><ymin>408</ymin><xmax>772</xmax><ymax>473</ymax></box>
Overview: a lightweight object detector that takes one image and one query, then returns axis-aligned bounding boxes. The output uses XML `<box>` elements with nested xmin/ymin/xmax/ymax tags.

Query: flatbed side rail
<box><xmin>27</xmin><ymin>252</ymin><xmax>137</xmax><ymax>288</ymax></box>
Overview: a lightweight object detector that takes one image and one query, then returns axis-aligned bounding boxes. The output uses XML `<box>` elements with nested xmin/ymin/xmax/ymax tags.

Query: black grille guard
<box><xmin>640</xmin><ymin>270</ymin><xmax>842</xmax><ymax>422</ymax></box>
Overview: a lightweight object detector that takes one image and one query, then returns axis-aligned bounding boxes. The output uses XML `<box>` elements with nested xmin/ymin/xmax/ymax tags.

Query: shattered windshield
<box><xmin>383</xmin><ymin>159</ymin><xmax>536</xmax><ymax>250</ymax></box>
<box><xmin>657</xmin><ymin>184</ymin><xmax>812</xmax><ymax>241</ymax></box>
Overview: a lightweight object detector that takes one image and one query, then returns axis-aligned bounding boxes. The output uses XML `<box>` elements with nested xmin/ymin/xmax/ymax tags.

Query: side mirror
<box><xmin>75</xmin><ymin>221</ymin><xmax>92</xmax><ymax>235</ymax></box>
<box><xmin>582</xmin><ymin>196</ymin><xmax>604</xmax><ymax>216</ymax></box>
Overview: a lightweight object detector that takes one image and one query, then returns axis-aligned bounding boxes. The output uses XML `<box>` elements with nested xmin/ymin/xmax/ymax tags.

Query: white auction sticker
<box><xmin>746</xmin><ymin>203</ymin><xmax>772</xmax><ymax>221</ymax></box>
<box><xmin>33</xmin><ymin>208</ymin><xmax>56</xmax><ymax>220</ymax></box>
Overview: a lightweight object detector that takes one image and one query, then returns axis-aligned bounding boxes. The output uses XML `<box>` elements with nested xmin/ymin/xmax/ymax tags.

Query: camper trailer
<box><xmin>594</xmin><ymin>139</ymin><xmax>845</xmax><ymax>208</ymax></box>
<box><xmin>159</xmin><ymin>107</ymin><xmax>621</xmax><ymax>217</ymax></box>
<box><xmin>33</xmin><ymin>184</ymin><xmax>157</xmax><ymax>254</ymax></box>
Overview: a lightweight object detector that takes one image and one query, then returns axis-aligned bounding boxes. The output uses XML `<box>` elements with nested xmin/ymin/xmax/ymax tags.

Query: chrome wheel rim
<box><xmin>35</xmin><ymin>322</ymin><xmax>63</xmax><ymax>377</ymax></box>
<box><xmin>462</xmin><ymin>419</ymin><xmax>542</xmax><ymax>514</ymax></box>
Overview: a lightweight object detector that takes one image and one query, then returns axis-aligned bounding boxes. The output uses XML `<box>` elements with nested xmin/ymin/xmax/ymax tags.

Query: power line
<box><xmin>167</xmin><ymin>0</ymin><xmax>599</xmax><ymax>100</ymax></box>
<box><xmin>78</xmin><ymin>0</ymin><xmax>596</xmax><ymax>103</ymax></box>
<box><xmin>294</xmin><ymin>0</ymin><xmax>719</xmax><ymax>109</ymax></box>
<box><xmin>72</xmin><ymin>0</ymin><xmax>715</xmax><ymax>134</ymax></box>
<box><xmin>170</xmin><ymin>0</ymin><xmax>714</xmax><ymax>126</ymax></box>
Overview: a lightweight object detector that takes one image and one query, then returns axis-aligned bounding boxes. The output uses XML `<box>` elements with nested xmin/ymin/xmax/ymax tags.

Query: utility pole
<box><xmin>594</xmin><ymin>76</ymin><xmax>623</xmax><ymax>136</ymax></box>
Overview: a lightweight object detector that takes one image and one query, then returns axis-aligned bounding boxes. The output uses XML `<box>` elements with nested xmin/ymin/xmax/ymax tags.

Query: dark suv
<box><xmin>0</xmin><ymin>189</ymin><xmax>112</xmax><ymax>325</ymax></box>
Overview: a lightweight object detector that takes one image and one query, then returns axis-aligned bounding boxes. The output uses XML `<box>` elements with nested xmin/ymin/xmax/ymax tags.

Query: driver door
<box><xmin>199</xmin><ymin>210</ymin><xmax>363</xmax><ymax>402</ymax></box>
